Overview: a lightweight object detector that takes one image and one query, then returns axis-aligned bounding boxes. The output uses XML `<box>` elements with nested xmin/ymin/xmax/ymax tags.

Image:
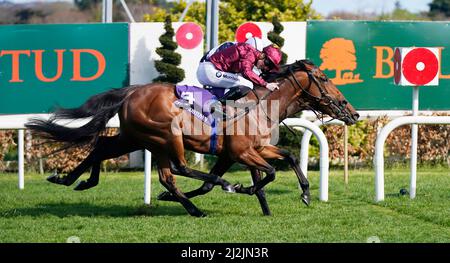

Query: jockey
<box><xmin>196</xmin><ymin>41</ymin><xmax>282</xmax><ymax>105</ymax></box>
<box><xmin>200</xmin><ymin>37</ymin><xmax>263</xmax><ymax>66</ymax></box>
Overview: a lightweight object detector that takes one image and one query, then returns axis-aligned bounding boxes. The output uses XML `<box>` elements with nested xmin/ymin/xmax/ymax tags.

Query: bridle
<box><xmin>228</xmin><ymin>61</ymin><xmax>352</xmax><ymax>127</ymax></box>
<box><xmin>286</xmin><ymin>62</ymin><xmax>351</xmax><ymax>123</ymax></box>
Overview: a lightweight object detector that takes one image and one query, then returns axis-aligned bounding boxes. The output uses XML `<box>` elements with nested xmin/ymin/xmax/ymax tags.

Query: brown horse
<box><xmin>26</xmin><ymin>60</ymin><xmax>359</xmax><ymax>217</ymax></box>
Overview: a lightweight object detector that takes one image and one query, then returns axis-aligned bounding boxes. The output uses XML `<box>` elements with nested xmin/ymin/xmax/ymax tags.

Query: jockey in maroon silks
<box><xmin>197</xmin><ymin>42</ymin><xmax>282</xmax><ymax>103</ymax></box>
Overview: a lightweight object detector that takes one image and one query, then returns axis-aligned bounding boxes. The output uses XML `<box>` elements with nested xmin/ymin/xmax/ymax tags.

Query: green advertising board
<box><xmin>0</xmin><ymin>23</ymin><xmax>129</xmax><ymax>114</ymax></box>
<box><xmin>307</xmin><ymin>21</ymin><xmax>450</xmax><ymax>110</ymax></box>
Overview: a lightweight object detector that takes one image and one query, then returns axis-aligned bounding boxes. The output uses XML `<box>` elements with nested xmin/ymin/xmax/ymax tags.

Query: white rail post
<box><xmin>391</xmin><ymin>46</ymin><xmax>440</xmax><ymax>200</ymax></box>
<box><xmin>18</xmin><ymin>129</ymin><xmax>25</xmax><ymax>190</ymax></box>
<box><xmin>299</xmin><ymin>119</ymin><xmax>345</xmax><ymax>178</ymax></box>
<box><xmin>144</xmin><ymin>150</ymin><xmax>152</xmax><ymax>205</ymax></box>
<box><xmin>374</xmin><ymin>116</ymin><xmax>450</xmax><ymax>202</ymax></box>
<box><xmin>344</xmin><ymin>125</ymin><xmax>349</xmax><ymax>184</ymax></box>
<box><xmin>410</xmin><ymin>86</ymin><xmax>419</xmax><ymax>199</ymax></box>
<box><xmin>299</xmin><ymin>131</ymin><xmax>311</xmax><ymax>178</ymax></box>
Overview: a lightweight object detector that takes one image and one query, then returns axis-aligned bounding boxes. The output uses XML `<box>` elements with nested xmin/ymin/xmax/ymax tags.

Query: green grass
<box><xmin>0</xmin><ymin>167</ymin><xmax>449</xmax><ymax>243</ymax></box>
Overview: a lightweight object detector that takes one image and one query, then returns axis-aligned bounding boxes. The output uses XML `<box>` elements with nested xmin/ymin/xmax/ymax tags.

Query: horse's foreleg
<box><xmin>168</xmin><ymin>136</ymin><xmax>235</xmax><ymax>192</ymax></box>
<box><xmin>234</xmin><ymin>148</ymin><xmax>276</xmax><ymax>195</ymax></box>
<box><xmin>186</xmin><ymin>155</ymin><xmax>235</xmax><ymax>197</ymax></box>
<box><xmin>258</xmin><ymin>145</ymin><xmax>310</xmax><ymax>206</ymax></box>
<box><xmin>250</xmin><ymin>168</ymin><xmax>271</xmax><ymax>216</ymax></box>
<box><xmin>157</xmin><ymin>154</ymin><xmax>235</xmax><ymax>202</ymax></box>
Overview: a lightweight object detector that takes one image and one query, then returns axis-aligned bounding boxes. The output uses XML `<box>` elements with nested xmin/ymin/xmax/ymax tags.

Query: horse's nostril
<box><xmin>354</xmin><ymin>113</ymin><xmax>360</xmax><ymax>120</ymax></box>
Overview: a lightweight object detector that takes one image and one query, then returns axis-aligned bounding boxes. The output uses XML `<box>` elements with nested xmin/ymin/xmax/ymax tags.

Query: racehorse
<box><xmin>26</xmin><ymin>60</ymin><xmax>359</xmax><ymax>217</ymax></box>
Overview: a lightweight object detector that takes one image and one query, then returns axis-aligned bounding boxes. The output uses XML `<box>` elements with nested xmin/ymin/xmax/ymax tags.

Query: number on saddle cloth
<box><xmin>174</xmin><ymin>85</ymin><xmax>220</xmax><ymax>124</ymax></box>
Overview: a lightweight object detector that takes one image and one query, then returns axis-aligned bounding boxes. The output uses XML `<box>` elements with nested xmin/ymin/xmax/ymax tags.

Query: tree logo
<box><xmin>319</xmin><ymin>38</ymin><xmax>363</xmax><ymax>85</ymax></box>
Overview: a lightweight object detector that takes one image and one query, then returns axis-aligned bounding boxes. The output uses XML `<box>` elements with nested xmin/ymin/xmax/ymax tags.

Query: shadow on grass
<box><xmin>265</xmin><ymin>188</ymin><xmax>292</xmax><ymax>195</ymax></box>
<box><xmin>1</xmin><ymin>202</ymin><xmax>191</xmax><ymax>218</ymax></box>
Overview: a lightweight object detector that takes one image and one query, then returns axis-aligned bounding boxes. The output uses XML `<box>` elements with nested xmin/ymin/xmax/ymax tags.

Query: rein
<box><xmin>250</xmin><ymin>88</ymin><xmax>275</xmax><ymax>122</ymax></box>
<box><xmin>287</xmin><ymin>62</ymin><xmax>350</xmax><ymax>124</ymax></box>
<box><xmin>225</xmin><ymin>61</ymin><xmax>351</xmax><ymax>128</ymax></box>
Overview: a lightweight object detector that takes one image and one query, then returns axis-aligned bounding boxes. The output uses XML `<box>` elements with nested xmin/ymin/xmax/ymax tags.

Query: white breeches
<box><xmin>196</xmin><ymin>62</ymin><xmax>254</xmax><ymax>92</ymax></box>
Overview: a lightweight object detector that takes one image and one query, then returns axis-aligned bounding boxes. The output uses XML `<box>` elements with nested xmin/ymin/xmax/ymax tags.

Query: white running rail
<box><xmin>374</xmin><ymin>115</ymin><xmax>450</xmax><ymax>202</ymax></box>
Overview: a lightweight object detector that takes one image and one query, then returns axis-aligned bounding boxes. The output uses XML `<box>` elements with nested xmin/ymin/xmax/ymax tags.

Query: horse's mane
<box><xmin>261</xmin><ymin>59</ymin><xmax>316</xmax><ymax>82</ymax></box>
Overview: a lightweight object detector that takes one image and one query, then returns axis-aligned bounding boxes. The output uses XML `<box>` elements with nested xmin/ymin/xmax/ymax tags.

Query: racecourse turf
<box><xmin>0</xmin><ymin>167</ymin><xmax>449</xmax><ymax>243</ymax></box>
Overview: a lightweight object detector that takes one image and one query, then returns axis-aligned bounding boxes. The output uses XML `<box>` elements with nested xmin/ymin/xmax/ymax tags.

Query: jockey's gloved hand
<box><xmin>266</xmin><ymin>82</ymin><xmax>279</xmax><ymax>91</ymax></box>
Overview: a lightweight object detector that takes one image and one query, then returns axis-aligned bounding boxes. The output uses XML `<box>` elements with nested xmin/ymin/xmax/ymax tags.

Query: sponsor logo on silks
<box><xmin>222</xmin><ymin>73</ymin><xmax>239</xmax><ymax>81</ymax></box>
<box><xmin>216</xmin><ymin>71</ymin><xmax>222</xmax><ymax>78</ymax></box>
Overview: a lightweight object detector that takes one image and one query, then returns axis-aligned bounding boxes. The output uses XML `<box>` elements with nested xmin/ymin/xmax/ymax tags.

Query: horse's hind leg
<box><xmin>46</xmin><ymin>151</ymin><xmax>96</xmax><ymax>186</ymax></box>
<box><xmin>157</xmin><ymin>156</ymin><xmax>206</xmax><ymax>217</ymax></box>
<box><xmin>73</xmin><ymin>135</ymin><xmax>138</xmax><ymax>191</ymax></box>
<box><xmin>47</xmin><ymin>135</ymin><xmax>137</xmax><ymax>190</ymax></box>
<box><xmin>158</xmin><ymin>154</ymin><xmax>235</xmax><ymax>202</ymax></box>
<box><xmin>159</xmin><ymin>157</ymin><xmax>272</xmax><ymax>216</ymax></box>
<box><xmin>72</xmin><ymin>161</ymin><xmax>100</xmax><ymax>191</ymax></box>
<box><xmin>168</xmin><ymin>135</ymin><xmax>235</xmax><ymax>193</ymax></box>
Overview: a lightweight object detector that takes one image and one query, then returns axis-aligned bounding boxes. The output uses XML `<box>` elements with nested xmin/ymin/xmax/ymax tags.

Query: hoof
<box><xmin>301</xmin><ymin>193</ymin><xmax>311</xmax><ymax>206</ymax></box>
<box><xmin>262</xmin><ymin>208</ymin><xmax>272</xmax><ymax>216</ymax></box>
<box><xmin>399</xmin><ymin>188</ymin><xmax>409</xmax><ymax>196</ymax></box>
<box><xmin>222</xmin><ymin>184</ymin><xmax>236</xmax><ymax>193</ymax></box>
<box><xmin>191</xmin><ymin>211</ymin><xmax>207</xmax><ymax>218</ymax></box>
<box><xmin>47</xmin><ymin>173</ymin><xmax>62</xmax><ymax>184</ymax></box>
<box><xmin>157</xmin><ymin>191</ymin><xmax>178</xmax><ymax>202</ymax></box>
<box><xmin>74</xmin><ymin>181</ymin><xmax>89</xmax><ymax>191</ymax></box>
<box><xmin>233</xmin><ymin>183</ymin><xmax>243</xmax><ymax>192</ymax></box>
<box><xmin>233</xmin><ymin>184</ymin><xmax>254</xmax><ymax>195</ymax></box>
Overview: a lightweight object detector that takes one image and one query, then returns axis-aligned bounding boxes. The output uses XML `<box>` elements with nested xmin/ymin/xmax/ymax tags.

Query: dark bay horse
<box><xmin>26</xmin><ymin>60</ymin><xmax>359</xmax><ymax>217</ymax></box>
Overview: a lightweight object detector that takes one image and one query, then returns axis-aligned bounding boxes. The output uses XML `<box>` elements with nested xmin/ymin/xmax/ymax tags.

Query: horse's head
<box><xmin>281</xmin><ymin>60</ymin><xmax>359</xmax><ymax>125</ymax></box>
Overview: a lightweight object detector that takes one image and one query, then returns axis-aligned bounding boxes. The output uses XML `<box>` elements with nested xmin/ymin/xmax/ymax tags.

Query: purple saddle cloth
<box><xmin>174</xmin><ymin>85</ymin><xmax>219</xmax><ymax>124</ymax></box>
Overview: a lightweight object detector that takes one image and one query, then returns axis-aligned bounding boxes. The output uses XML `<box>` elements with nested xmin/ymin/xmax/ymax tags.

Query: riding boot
<box><xmin>210</xmin><ymin>86</ymin><xmax>252</xmax><ymax>120</ymax></box>
<box><xmin>219</xmin><ymin>85</ymin><xmax>252</xmax><ymax>103</ymax></box>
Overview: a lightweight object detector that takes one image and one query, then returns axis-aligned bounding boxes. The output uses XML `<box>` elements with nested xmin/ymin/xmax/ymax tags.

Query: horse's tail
<box><xmin>52</xmin><ymin>86</ymin><xmax>136</xmax><ymax>119</ymax></box>
<box><xmin>25</xmin><ymin>86</ymin><xmax>137</xmax><ymax>149</ymax></box>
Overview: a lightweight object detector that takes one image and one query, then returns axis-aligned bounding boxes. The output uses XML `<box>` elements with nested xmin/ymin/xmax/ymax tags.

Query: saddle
<box><xmin>174</xmin><ymin>85</ymin><xmax>254</xmax><ymax>123</ymax></box>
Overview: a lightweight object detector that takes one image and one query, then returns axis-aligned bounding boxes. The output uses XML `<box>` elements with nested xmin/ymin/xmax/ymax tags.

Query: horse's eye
<box><xmin>341</xmin><ymin>100</ymin><xmax>348</xmax><ymax>106</ymax></box>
